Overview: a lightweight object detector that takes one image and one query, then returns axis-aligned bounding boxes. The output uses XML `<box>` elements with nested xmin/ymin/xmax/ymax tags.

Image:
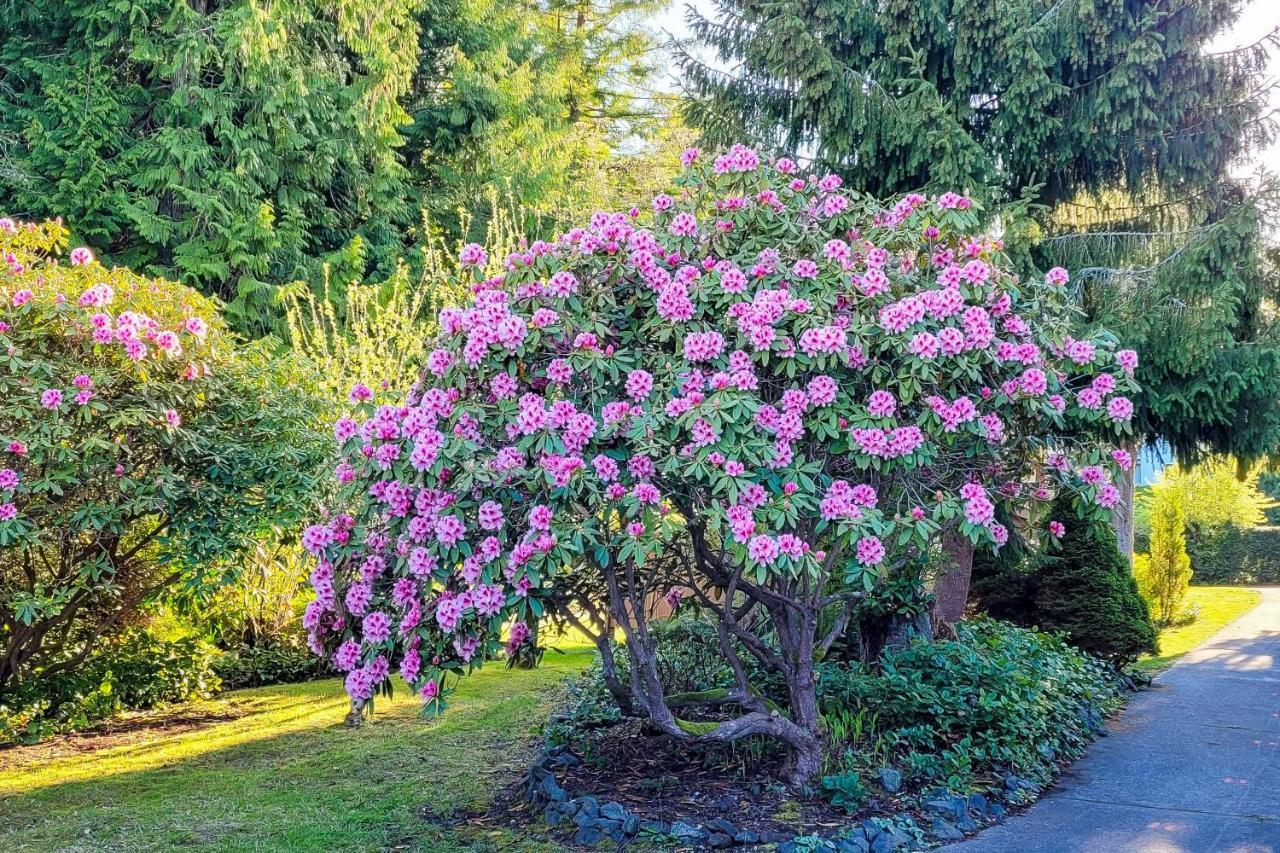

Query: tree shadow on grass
<box><xmin>0</xmin><ymin>666</ymin><xmax>586</xmax><ymax>853</ymax></box>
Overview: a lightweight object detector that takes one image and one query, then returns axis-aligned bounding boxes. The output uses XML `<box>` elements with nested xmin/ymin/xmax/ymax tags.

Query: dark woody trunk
<box><xmin>931</xmin><ymin>531</ymin><xmax>975</xmax><ymax>626</ymax></box>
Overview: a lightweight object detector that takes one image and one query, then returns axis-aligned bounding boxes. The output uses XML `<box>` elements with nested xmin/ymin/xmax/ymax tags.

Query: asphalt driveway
<box><xmin>947</xmin><ymin>587</ymin><xmax>1280</xmax><ymax>853</ymax></box>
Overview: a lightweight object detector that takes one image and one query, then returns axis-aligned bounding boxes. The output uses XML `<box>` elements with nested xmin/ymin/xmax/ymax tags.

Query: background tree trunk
<box><xmin>931</xmin><ymin>532</ymin><xmax>975</xmax><ymax>626</ymax></box>
<box><xmin>1112</xmin><ymin>438</ymin><xmax>1138</xmax><ymax>562</ymax></box>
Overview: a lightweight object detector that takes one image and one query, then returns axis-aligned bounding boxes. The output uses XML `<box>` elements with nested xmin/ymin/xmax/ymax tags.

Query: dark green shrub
<box><xmin>0</xmin><ymin>630</ymin><xmax>219</xmax><ymax>745</ymax></box>
<box><xmin>1034</xmin><ymin>495</ymin><xmax>1157</xmax><ymax>665</ymax></box>
<box><xmin>969</xmin><ymin>544</ymin><xmax>1040</xmax><ymax>625</ymax></box>
<box><xmin>817</xmin><ymin>620</ymin><xmax>1124</xmax><ymax>793</ymax></box>
<box><xmin>1186</xmin><ymin>524</ymin><xmax>1280</xmax><ymax>584</ymax></box>
<box><xmin>212</xmin><ymin>638</ymin><xmax>330</xmax><ymax>690</ymax></box>
<box><xmin>559</xmin><ymin>617</ymin><xmax>1123</xmax><ymax>799</ymax></box>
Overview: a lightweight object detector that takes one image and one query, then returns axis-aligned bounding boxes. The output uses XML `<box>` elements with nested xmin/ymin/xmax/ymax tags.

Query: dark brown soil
<box><xmin>460</xmin><ymin>720</ymin><xmax>884</xmax><ymax>846</ymax></box>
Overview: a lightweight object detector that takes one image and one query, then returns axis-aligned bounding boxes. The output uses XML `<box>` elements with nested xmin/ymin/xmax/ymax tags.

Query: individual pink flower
<box><xmin>154</xmin><ymin>331</ymin><xmax>181</xmax><ymax>355</ymax></box>
<box><xmin>1096</xmin><ymin>484</ymin><xmax>1120</xmax><ymax>508</ymax></box>
<box><xmin>633</xmin><ymin>483</ymin><xmax>660</xmax><ymax>505</ymax></box>
<box><xmin>40</xmin><ymin>388</ymin><xmax>63</xmax><ymax>409</ymax></box>
<box><xmin>528</xmin><ymin>504</ymin><xmax>553</xmax><ymax>530</ymax></box>
<box><xmin>807</xmin><ymin>375</ymin><xmax>837</xmax><ymax>406</ymax></box>
<box><xmin>165</xmin><ymin>409</ymin><xmax>181</xmax><ymax>427</ymax></box>
<box><xmin>1048</xmin><ymin>520</ymin><xmax>1066</xmax><ymax>538</ymax></box>
<box><xmin>362</xmin><ymin>611</ymin><xmax>392</xmax><ymax>643</ymax></box>
<box><xmin>855</xmin><ymin>536</ymin><xmax>885</xmax><ymax>566</ymax></box>
<box><xmin>867</xmin><ymin>390</ymin><xmax>896</xmax><ymax>418</ymax></box>
<box><xmin>459</xmin><ymin>243</ymin><xmax>487</xmax><ymax>267</ymax></box>
<box><xmin>748</xmin><ymin>534</ymin><xmax>780</xmax><ymax>565</ymax></box>
<box><xmin>1107</xmin><ymin>396</ymin><xmax>1134</xmax><ymax>421</ymax></box>
<box><xmin>626</xmin><ymin>369</ymin><xmax>654</xmax><ymax>400</ymax></box>
<box><xmin>1044</xmin><ymin>267</ymin><xmax>1069</xmax><ymax>286</ymax></box>
<box><xmin>69</xmin><ymin>247</ymin><xmax>94</xmax><ymax>266</ymax></box>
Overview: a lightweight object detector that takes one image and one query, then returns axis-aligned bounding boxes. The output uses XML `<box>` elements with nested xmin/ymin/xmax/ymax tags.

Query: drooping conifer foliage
<box><xmin>681</xmin><ymin>0</ymin><xmax>1280</xmax><ymax>542</ymax></box>
<box><xmin>681</xmin><ymin>0</ymin><xmax>1272</xmax><ymax>205</ymax></box>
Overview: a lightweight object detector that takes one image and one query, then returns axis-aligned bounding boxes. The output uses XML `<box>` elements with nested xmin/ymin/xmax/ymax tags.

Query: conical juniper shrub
<box><xmin>1033</xmin><ymin>494</ymin><xmax>1157</xmax><ymax>666</ymax></box>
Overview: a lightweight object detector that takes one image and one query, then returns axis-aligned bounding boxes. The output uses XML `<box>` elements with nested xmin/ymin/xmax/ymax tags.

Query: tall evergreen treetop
<box><xmin>681</xmin><ymin>0</ymin><xmax>1273</xmax><ymax>204</ymax></box>
<box><xmin>681</xmin><ymin>0</ymin><xmax>1280</xmax><ymax>481</ymax></box>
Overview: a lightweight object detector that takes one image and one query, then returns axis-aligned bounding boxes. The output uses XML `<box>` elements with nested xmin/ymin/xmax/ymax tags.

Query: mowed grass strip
<box><xmin>1136</xmin><ymin>586</ymin><xmax>1263</xmax><ymax>674</ymax></box>
<box><xmin>0</xmin><ymin>649</ymin><xmax>592</xmax><ymax>852</ymax></box>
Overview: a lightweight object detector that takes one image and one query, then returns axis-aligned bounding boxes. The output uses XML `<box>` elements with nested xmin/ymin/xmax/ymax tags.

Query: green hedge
<box><xmin>1187</xmin><ymin>525</ymin><xmax>1280</xmax><ymax>584</ymax></box>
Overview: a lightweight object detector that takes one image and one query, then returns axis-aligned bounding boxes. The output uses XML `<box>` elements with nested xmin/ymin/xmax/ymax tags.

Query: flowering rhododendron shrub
<box><xmin>303</xmin><ymin>147</ymin><xmax>1139</xmax><ymax>784</ymax></box>
<box><xmin>0</xmin><ymin>219</ymin><xmax>327</xmax><ymax>692</ymax></box>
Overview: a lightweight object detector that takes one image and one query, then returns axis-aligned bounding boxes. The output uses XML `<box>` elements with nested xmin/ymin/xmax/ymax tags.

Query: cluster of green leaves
<box><xmin>212</xmin><ymin>637</ymin><xmax>331</xmax><ymax>690</ymax></box>
<box><xmin>1186</xmin><ymin>525</ymin><xmax>1280</xmax><ymax>585</ymax></box>
<box><xmin>0</xmin><ymin>628</ymin><xmax>219</xmax><ymax>745</ymax></box>
<box><xmin>0</xmin><ymin>220</ymin><xmax>330</xmax><ymax>700</ymax></box>
<box><xmin>817</xmin><ymin>620</ymin><xmax>1124</xmax><ymax>796</ymax></box>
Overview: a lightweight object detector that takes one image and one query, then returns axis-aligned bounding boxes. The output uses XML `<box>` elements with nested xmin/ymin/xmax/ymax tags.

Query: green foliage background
<box><xmin>0</xmin><ymin>0</ymin><xmax>668</xmax><ymax>334</ymax></box>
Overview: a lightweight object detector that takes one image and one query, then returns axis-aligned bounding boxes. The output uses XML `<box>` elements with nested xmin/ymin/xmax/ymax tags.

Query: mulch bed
<box><xmin>459</xmin><ymin>720</ymin><xmax>881</xmax><ymax>845</ymax></box>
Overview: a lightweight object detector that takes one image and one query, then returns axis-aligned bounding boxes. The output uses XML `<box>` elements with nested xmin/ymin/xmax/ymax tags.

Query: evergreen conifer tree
<box><xmin>681</xmin><ymin>0</ymin><xmax>1280</xmax><ymax>554</ymax></box>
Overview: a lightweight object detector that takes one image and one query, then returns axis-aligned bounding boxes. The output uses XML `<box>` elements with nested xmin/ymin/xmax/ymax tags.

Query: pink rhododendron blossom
<box><xmin>855</xmin><ymin>536</ymin><xmax>885</xmax><ymax>566</ymax></box>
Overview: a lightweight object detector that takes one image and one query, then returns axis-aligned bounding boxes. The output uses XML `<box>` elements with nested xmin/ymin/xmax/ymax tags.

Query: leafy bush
<box><xmin>820</xmin><ymin>771</ymin><xmax>869</xmax><ymax>813</ymax></box>
<box><xmin>1035</xmin><ymin>495</ymin><xmax>1157</xmax><ymax>665</ymax></box>
<box><xmin>1187</xmin><ymin>524</ymin><xmax>1280</xmax><ymax>584</ymax></box>
<box><xmin>0</xmin><ymin>219</ymin><xmax>329</xmax><ymax>697</ymax></box>
<box><xmin>559</xmin><ymin>616</ymin><xmax>1123</xmax><ymax>800</ymax></box>
<box><xmin>212</xmin><ymin>638</ymin><xmax>330</xmax><ymax>690</ymax></box>
<box><xmin>0</xmin><ymin>629</ymin><xmax>218</xmax><ymax>744</ymax></box>
<box><xmin>301</xmin><ymin>145</ymin><xmax>1139</xmax><ymax>786</ymax></box>
<box><xmin>817</xmin><ymin>620</ymin><xmax>1124</xmax><ymax>794</ymax></box>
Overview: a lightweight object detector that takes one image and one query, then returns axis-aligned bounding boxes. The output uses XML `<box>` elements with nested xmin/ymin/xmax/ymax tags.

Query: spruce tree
<box><xmin>682</xmin><ymin>0</ymin><xmax>1280</xmax><ymax>553</ymax></box>
<box><xmin>682</xmin><ymin>0</ymin><xmax>1270</xmax><ymax>206</ymax></box>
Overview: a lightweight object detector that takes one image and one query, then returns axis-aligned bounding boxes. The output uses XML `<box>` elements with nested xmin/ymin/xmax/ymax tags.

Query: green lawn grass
<box><xmin>0</xmin><ymin>649</ymin><xmax>592</xmax><ymax>852</ymax></box>
<box><xmin>1136</xmin><ymin>585</ymin><xmax>1263</xmax><ymax>673</ymax></box>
